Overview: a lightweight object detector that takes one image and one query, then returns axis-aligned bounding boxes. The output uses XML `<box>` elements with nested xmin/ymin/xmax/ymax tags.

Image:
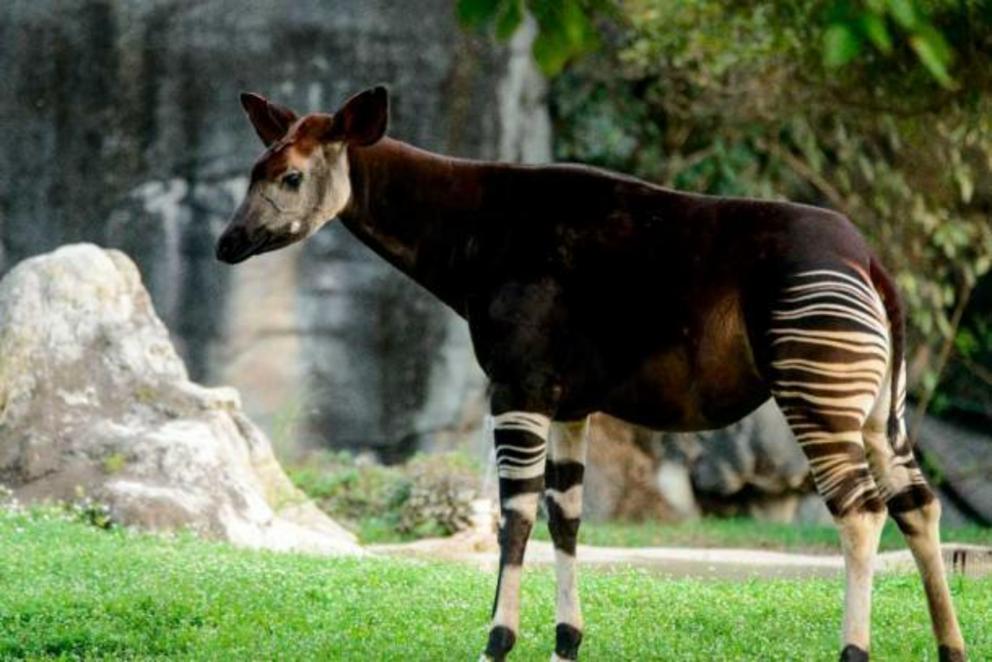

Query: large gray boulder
<box><xmin>688</xmin><ymin>400</ymin><xmax>811</xmax><ymax>502</ymax></box>
<box><xmin>597</xmin><ymin>401</ymin><xmax>826</xmax><ymax>524</ymax></box>
<box><xmin>916</xmin><ymin>415</ymin><xmax>992</xmax><ymax>527</ymax></box>
<box><xmin>0</xmin><ymin>244</ymin><xmax>360</xmax><ymax>555</ymax></box>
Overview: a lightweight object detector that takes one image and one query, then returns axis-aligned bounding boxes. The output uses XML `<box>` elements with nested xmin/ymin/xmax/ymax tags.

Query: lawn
<box><xmin>1</xmin><ymin>511</ymin><xmax>991</xmax><ymax>660</ymax></box>
<box><xmin>532</xmin><ymin>517</ymin><xmax>992</xmax><ymax>554</ymax></box>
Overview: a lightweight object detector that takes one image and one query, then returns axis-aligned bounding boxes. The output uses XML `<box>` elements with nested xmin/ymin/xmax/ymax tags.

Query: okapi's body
<box><xmin>343</xmin><ymin>138</ymin><xmax>854</xmax><ymax>430</ymax></box>
<box><xmin>217</xmin><ymin>87</ymin><xmax>966</xmax><ymax>662</ymax></box>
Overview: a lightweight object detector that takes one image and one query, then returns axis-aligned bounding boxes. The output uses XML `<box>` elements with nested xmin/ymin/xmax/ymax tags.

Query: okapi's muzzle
<box><xmin>215</xmin><ymin>224</ymin><xmax>266</xmax><ymax>264</ymax></box>
<box><xmin>215</xmin><ymin>223</ymin><xmax>300</xmax><ymax>264</ymax></box>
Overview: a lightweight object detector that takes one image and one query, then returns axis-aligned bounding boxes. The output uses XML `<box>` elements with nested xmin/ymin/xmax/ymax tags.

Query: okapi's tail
<box><xmin>869</xmin><ymin>257</ymin><xmax>905</xmax><ymax>445</ymax></box>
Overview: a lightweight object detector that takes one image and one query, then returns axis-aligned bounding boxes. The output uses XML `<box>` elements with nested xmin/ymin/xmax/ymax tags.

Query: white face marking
<box><xmin>242</xmin><ymin>141</ymin><xmax>353</xmax><ymax>245</ymax></box>
<box><xmin>309</xmin><ymin>141</ymin><xmax>352</xmax><ymax>233</ymax></box>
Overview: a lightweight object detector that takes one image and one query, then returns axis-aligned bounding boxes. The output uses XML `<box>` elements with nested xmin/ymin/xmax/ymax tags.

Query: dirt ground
<box><xmin>371</xmin><ymin>532</ymin><xmax>992</xmax><ymax>580</ymax></box>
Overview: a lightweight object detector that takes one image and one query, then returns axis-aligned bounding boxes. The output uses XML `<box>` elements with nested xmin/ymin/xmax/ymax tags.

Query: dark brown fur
<box><xmin>337</xmin><ymin>137</ymin><xmax>876</xmax><ymax>430</ymax></box>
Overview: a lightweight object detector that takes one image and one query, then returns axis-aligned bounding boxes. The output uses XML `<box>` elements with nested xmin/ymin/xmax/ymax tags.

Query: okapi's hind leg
<box><xmin>862</xmin><ymin>363</ymin><xmax>966</xmax><ymax>661</ymax></box>
<box><xmin>767</xmin><ymin>268</ymin><xmax>892</xmax><ymax>659</ymax></box>
<box><xmin>545</xmin><ymin>418</ymin><xmax>589</xmax><ymax>661</ymax></box>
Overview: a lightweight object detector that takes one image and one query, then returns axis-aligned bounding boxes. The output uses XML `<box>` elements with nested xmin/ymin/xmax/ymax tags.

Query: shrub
<box><xmin>397</xmin><ymin>453</ymin><xmax>480</xmax><ymax>538</ymax></box>
<box><xmin>287</xmin><ymin>451</ymin><xmax>482</xmax><ymax>543</ymax></box>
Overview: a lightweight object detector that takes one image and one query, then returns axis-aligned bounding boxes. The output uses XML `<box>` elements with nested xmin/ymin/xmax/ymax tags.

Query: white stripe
<box><xmin>770</xmin><ymin>335</ymin><xmax>889</xmax><ymax>358</ymax></box>
<box><xmin>502</xmin><ymin>493</ymin><xmax>541</xmax><ymax>521</ymax></box>
<box><xmin>772</xmin><ymin>304</ymin><xmax>886</xmax><ymax>332</ymax></box>
<box><xmin>783</xmin><ymin>283</ymin><xmax>879</xmax><ymax>311</ymax></box>
<box><xmin>497</xmin><ymin>463</ymin><xmax>545</xmax><ymax>480</ymax></box>
<box><xmin>790</xmin><ymin>269</ymin><xmax>879</xmax><ymax>296</ymax></box>
<box><xmin>493</xmin><ymin>411</ymin><xmax>552</xmax><ymax>439</ymax></box>
<box><xmin>775</xmin><ymin>380</ymin><xmax>881</xmax><ymax>392</ymax></box>
<box><xmin>545</xmin><ymin>485</ymin><xmax>584</xmax><ymax>519</ymax></box>
<box><xmin>772</xmin><ymin>357</ymin><xmax>886</xmax><ymax>373</ymax></box>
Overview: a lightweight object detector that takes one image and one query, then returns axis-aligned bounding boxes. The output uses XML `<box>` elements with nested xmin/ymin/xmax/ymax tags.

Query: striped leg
<box><xmin>546</xmin><ymin>418</ymin><xmax>589</xmax><ymax>661</ymax></box>
<box><xmin>768</xmin><ymin>268</ymin><xmax>890</xmax><ymax>659</ymax></box>
<box><xmin>483</xmin><ymin>408</ymin><xmax>551</xmax><ymax>661</ymax></box>
<box><xmin>863</xmin><ymin>363</ymin><xmax>966</xmax><ymax>660</ymax></box>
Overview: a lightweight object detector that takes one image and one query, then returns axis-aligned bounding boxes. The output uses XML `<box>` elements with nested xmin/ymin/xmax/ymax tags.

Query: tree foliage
<box><xmin>457</xmin><ymin>0</ymin><xmax>610</xmax><ymax>74</ymax></box>
<box><xmin>459</xmin><ymin>0</ymin><xmax>992</xmax><ymax>419</ymax></box>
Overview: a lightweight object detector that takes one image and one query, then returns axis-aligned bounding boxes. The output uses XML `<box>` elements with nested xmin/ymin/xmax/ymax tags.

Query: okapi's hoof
<box><xmin>839</xmin><ymin>644</ymin><xmax>869</xmax><ymax>662</ymax></box>
<box><xmin>552</xmin><ymin>623</ymin><xmax>582</xmax><ymax>660</ymax></box>
<box><xmin>938</xmin><ymin>645</ymin><xmax>967</xmax><ymax>662</ymax></box>
<box><xmin>483</xmin><ymin>625</ymin><xmax>516</xmax><ymax>661</ymax></box>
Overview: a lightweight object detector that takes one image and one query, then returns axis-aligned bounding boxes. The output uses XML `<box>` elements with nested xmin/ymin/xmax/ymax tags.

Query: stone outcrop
<box><xmin>0</xmin><ymin>244</ymin><xmax>360</xmax><ymax>555</ymax></box>
<box><xmin>583</xmin><ymin>415</ymin><xmax>679</xmax><ymax>521</ymax></box>
<box><xmin>916</xmin><ymin>416</ymin><xmax>992</xmax><ymax>527</ymax></box>
<box><xmin>584</xmin><ymin>402</ymin><xmax>829</xmax><ymax>524</ymax></box>
<box><xmin>673</xmin><ymin>400</ymin><xmax>821</xmax><ymax>521</ymax></box>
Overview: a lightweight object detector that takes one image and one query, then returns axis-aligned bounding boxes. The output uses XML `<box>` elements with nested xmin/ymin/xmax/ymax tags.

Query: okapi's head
<box><xmin>215</xmin><ymin>86</ymin><xmax>389</xmax><ymax>263</ymax></box>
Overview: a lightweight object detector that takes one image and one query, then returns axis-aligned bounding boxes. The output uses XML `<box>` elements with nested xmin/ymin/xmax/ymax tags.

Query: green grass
<box><xmin>531</xmin><ymin>517</ymin><xmax>992</xmax><ymax>554</ymax></box>
<box><xmin>2</xmin><ymin>511</ymin><xmax>991</xmax><ymax>660</ymax></box>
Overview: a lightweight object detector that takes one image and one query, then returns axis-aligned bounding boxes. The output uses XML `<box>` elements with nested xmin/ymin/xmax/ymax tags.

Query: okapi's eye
<box><xmin>282</xmin><ymin>172</ymin><xmax>303</xmax><ymax>190</ymax></box>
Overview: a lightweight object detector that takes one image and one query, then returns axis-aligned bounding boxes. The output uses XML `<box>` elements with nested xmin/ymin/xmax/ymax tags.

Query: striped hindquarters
<box><xmin>767</xmin><ymin>268</ymin><xmax>891</xmax><ymax>515</ymax></box>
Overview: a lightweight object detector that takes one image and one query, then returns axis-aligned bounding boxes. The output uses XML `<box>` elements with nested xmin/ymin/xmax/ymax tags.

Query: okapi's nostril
<box><xmin>215</xmin><ymin>228</ymin><xmax>246</xmax><ymax>263</ymax></box>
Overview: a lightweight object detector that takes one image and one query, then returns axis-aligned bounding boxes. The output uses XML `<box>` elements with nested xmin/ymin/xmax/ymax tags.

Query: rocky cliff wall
<box><xmin>0</xmin><ymin>1</ymin><xmax>551</xmax><ymax>457</ymax></box>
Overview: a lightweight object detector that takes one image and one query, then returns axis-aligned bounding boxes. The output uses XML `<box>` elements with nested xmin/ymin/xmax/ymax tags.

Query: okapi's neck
<box><xmin>338</xmin><ymin>138</ymin><xmax>483</xmax><ymax>315</ymax></box>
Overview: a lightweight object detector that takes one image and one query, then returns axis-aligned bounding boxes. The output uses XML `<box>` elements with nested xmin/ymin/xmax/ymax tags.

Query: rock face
<box><xmin>916</xmin><ymin>416</ymin><xmax>992</xmax><ymax>527</ymax></box>
<box><xmin>584</xmin><ymin>402</ymin><xmax>828</xmax><ymax>524</ymax></box>
<box><xmin>0</xmin><ymin>244</ymin><xmax>360</xmax><ymax>555</ymax></box>
<box><xmin>676</xmin><ymin>400</ymin><xmax>819</xmax><ymax>521</ymax></box>
<box><xmin>582</xmin><ymin>415</ymin><xmax>677</xmax><ymax>521</ymax></box>
<box><xmin>0</xmin><ymin>1</ymin><xmax>550</xmax><ymax>458</ymax></box>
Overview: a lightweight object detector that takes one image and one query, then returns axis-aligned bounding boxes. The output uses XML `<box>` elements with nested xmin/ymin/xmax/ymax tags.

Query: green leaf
<box><xmin>887</xmin><ymin>0</ymin><xmax>917</xmax><ymax>29</ymax></box>
<box><xmin>910</xmin><ymin>33</ymin><xmax>955</xmax><ymax>88</ymax></box>
<box><xmin>823</xmin><ymin>24</ymin><xmax>861</xmax><ymax>68</ymax></box>
<box><xmin>528</xmin><ymin>0</ymin><xmax>599</xmax><ymax>76</ymax></box>
<box><xmin>532</xmin><ymin>26</ymin><xmax>573</xmax><ymax>76</ymax></box>
<box><xmin>456</xmin><ymin>0</ymin><xmax>502</xmax><ymax>28</ymax></box>
<box><xmin>494</xmin><ymin>0</ymin><xmax>524</xmax><ymax>40</ymax></box>
<box><xmin>859</xmin><ymin>13</ymin><xmax>892</xmax><ymax>54</ymax></box>
<box><xmin>559</xmin><ymin>0</ymin><xmax>592</xmax><ymax>49</ymax></box>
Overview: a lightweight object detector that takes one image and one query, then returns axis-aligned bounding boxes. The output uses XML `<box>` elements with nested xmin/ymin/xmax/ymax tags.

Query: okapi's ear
<box><xmin>327</xmin><ymin>86</ymin><xmax>389</xmax><ymax>146</ymax></box>
<box><xmin>239</xmin><ymin>92</ymin><xmax>298</xmax><ymax>146</ymax></box>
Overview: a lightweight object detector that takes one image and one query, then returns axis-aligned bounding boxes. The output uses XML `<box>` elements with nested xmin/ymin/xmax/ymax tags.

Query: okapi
<box><xmin>216</xmin><ymin>86</ymin><xmax>966</xmax><ymax>662</ymax></box>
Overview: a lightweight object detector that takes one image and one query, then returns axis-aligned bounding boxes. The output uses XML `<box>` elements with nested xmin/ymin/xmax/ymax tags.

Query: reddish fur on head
<box><xmin>241</xmin><ymin>87</ymin><xmax>388</xmax><ymax>184</ymax></box>
<box><xmin>249</xmin><ymin>115</ymin><xmax>335</xmax><ymax>183</ymax></box>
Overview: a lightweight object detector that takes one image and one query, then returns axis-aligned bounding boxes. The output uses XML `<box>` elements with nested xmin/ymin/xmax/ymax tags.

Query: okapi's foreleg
<box><xmin>862</xmin><ymin>362</ymin><xmax>966</xmax><ymax>661</ymax></box>
<box><xmin>545</xmin><ymin>418</ymin><xmax>589</xmax><ymax>661</ymax></box>
<box><xmin>483</xmin><ymin>386</ymin><xmax>554</xmax><ymax>661</ymax></box>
